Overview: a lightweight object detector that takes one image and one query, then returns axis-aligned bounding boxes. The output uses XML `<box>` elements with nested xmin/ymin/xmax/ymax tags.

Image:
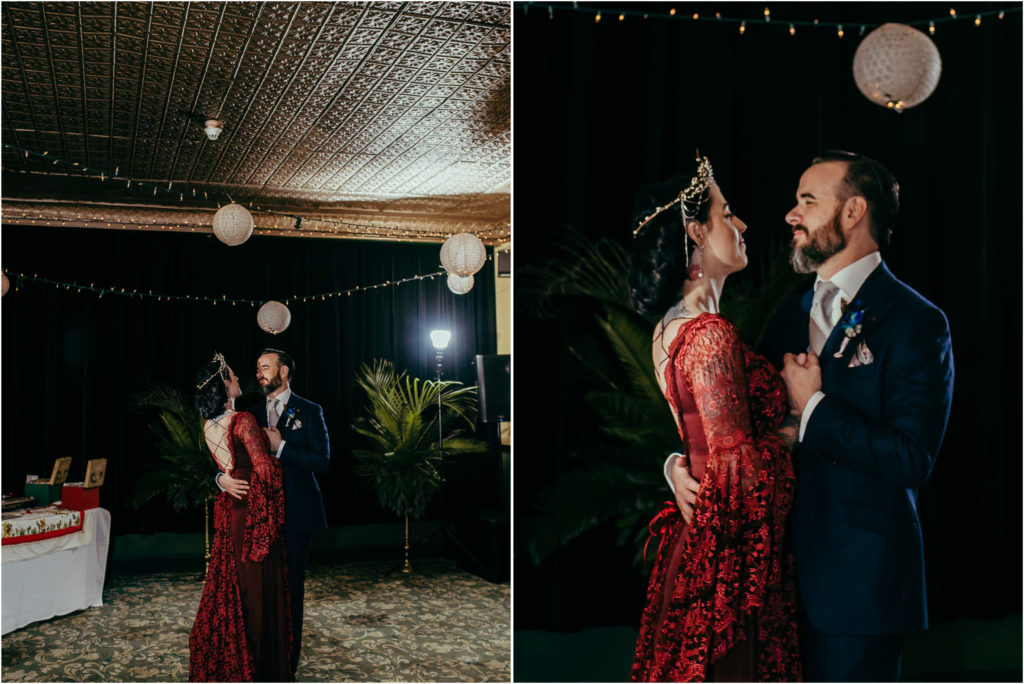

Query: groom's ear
<box><xmin>842</xmin><ymin>196</ymin><xmax>869</xmax><ymax>229</ymax></box>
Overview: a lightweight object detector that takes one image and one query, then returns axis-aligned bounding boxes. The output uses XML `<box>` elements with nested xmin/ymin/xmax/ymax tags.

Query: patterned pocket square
<box><xmin>291</xmin><ymin>419</ymin><xmax>302</xmax><ymax>430</ymax></box>
<box><xmin>847</xmin><ymin>341</ymin><xmax>874</xmax><ymax>368</ymax></box>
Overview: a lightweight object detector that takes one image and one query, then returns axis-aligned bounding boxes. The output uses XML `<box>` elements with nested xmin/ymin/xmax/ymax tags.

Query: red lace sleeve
<box><xmin>233</xmin><ymin>412</ymin><xmax>286</xmax><ymax>563</ymax></box>
<box><xmin>679</xmin><ymin>316</ymin><xmax>783</xmax><ymax>499</ymax></box>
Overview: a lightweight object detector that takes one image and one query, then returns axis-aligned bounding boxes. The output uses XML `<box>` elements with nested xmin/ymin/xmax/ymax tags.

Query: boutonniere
<box><xmin>283</xmin><ymin>407</ymin><xmax>299</xmax><ymax>429</ymax></box>
<box><xmin>834</xmin><ymin>300</ymin><xmax>868</xmax><ymax>358</ymax></box>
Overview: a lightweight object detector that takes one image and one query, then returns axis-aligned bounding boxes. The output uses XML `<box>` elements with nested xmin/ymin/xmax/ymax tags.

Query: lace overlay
<box><xmin>189</xmin><ymin>411</ymin><xmax>292</xmax><ymax>682</ymax></box>
<box><xmin>631</xmin><ymin>314</ymin><xmax>801</xmax><ymax>682</ymax></box>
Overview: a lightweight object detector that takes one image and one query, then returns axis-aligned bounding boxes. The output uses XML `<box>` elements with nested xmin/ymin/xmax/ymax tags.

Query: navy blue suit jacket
<box><xmin>760</xmin><ymin>262</ymin><xmax>954</xmax><ymax>635</ymax></box>
<box><xmin>254</xmin><ymin>392</ymin><xmax>330</xmax><ymax>536</ymax></box>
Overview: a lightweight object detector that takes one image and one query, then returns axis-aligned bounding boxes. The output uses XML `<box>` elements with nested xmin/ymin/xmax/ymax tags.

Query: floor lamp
<box><xmin>424</xmin><ymin>329</ymin><xmax>484</xmax><ymax>572</ymax></box>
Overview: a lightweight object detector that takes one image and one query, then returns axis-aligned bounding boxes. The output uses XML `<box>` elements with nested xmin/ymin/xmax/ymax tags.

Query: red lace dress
<box><xmin>189</xmin><ymin>411</ymin><xmax>293</xmax><ymax>682</ymax></box>
<box><xmin>631</xmin><ymin>314</ymin><xmax>801</xmax><ymax>682</ymax></box>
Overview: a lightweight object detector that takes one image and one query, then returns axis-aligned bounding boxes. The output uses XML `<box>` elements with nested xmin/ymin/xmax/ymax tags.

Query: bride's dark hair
<box><xmin>194</xmin><ymin>358</ymin><xmax>231</xmax><ymax>420</ymax></box>
<box><xmin>628</xmin><ymin>174</ymin><xmax>712</xmax><ymax>317</ymax></box>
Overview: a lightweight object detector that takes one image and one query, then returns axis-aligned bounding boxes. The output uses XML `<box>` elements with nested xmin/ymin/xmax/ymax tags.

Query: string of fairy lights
<box><xmin>0</xmin><ymin>246</ymin><xmax>509</xmax><ymax>306</ymax></box>
<box><xmin>522</xmin><ymin>3</ymin><xmax>1020</xmax><ymax>37</ymax></box>
<box><xmin>0</xmin><ymin>143</ymin><xmax>511</xmax><ymax>243</ymax></box>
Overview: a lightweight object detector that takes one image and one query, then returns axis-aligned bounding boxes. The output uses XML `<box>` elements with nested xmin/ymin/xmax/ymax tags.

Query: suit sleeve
<box><xmin>280</xmin><ymin>403</ymin><xmax>331</xmax><ymax>474</ymax></box>
<box><xmin>802</xmin><ymin>306</ymin><xmax>954</xmax><ymax>488</ymax></box>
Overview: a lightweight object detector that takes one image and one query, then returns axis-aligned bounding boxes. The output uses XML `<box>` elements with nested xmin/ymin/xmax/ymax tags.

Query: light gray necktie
<box><xmin>809</xmin><ymin>280</ymin><xmax>840</xmax><ymax>355</ymax></box>
<box><xmin>268</xmin><ymin>400</ymin><xmax>280</xmax><ymax>428</ymax></box>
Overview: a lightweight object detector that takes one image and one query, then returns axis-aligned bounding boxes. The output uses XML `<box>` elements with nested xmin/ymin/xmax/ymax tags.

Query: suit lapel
<box><xmin>819</xmin><ymin>262</ymin><xmax>897</xmax><ymax>387</ymax></box>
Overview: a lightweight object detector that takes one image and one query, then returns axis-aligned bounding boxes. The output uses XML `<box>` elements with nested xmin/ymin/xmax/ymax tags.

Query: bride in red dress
<box><xmin>189</xmin><ymin>353</ymin><xmax>292</xmax><ymax>682</ymax></box>
<box><xmin>627</xmin><ymin>156</ymin><xmax>802</xmax><ymax>681</ymax></box>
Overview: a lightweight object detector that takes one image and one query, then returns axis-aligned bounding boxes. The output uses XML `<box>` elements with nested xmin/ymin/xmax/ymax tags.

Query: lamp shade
<box><xmin>853</xmin><ymin>23</ymin><xmax>941</xmax><ymax>112</ymax></box>
<box><xmin>440</xmin><ymin>233</ymin><xmax>486</xmax><ymax>276</ymax></box>
<box><xmin>257</xmin><ymin>300</ymin><xmax>291</xmax><ymax>334</ymax></box>
<box><xmin>430</xmin><ymin>329</ymin><xmax>452</xmax><ymax>350</ymax></box>
<box><xmin>212</xmin><ymin>203</ymin><xmax>254</xmax><ymax>246</ymax></box>
<box><xmin>447</xmin><ymin>273</ymin><xmax>474</xmax><ymax>295</ymax></box>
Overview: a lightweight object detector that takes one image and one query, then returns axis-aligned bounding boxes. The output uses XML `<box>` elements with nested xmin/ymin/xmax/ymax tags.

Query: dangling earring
<box><xmin>688</xmin><ymin>243</ymin><xmax>704</xmax><ymax>280</ymax></box>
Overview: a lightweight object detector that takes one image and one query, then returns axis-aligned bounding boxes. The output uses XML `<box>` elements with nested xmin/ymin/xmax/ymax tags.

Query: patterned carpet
<box><xmin>1</xmin><ymin>559</ymin><xmax>510</xmax><ymax>682</ymax></box>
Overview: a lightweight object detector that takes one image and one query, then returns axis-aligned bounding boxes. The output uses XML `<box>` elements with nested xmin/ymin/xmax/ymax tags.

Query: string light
<box><xmin>0</xmin><ymin>257</ymin><xmax>506</xmax><ymax>308</ymax></box>
<box><xmin>929</xmin><ymin>21</ymin><xmax>936</xmax><ymax>34</ymax></box>
<box><xmin>789</xmin><ymin>23</ymin><xmax>795</xmax><ymax>35</ymax></box>
<box><xmin>618</xmin><ymin>13</ymin><xmax>624</xmax><ymax>21</ymax></box>
<box><xmin>594</xmin><ymin>11</ymin><xmax>600</xmax><ymax>22</ymax></box>
<box><xmin>525</xmin><ymin>4</ymin><xmax>1019</xmax><ymax>32</ymax></box>
<box><xmin>974</xmin><ymin>15</ymin><xmax>981</xmax><ymax>26</ymax></box>
<box><xmin>739</xmin><ymin>20</ymin><xmax>746</xmax><ymax>34</ymax></box>
<box><xmin>2</xmin><ymin>144</ymin><xmax>509</xmax><ymax>245</ymax></box>
<box><xmin>837</xmin><ymin>24</ymin><xmax>844</xmax><ymax>38</ymax></box>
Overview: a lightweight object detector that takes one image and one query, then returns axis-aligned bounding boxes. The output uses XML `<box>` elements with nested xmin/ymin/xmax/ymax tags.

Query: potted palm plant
<box><xmin>129</xmin><ymin>381</ymin><xmax>218</xmax><ymax>573</ymax></box>
<box><xmin>352</xmin><ymin>358</ymin><xmax>486</xmax><ymax>573</ymax></box>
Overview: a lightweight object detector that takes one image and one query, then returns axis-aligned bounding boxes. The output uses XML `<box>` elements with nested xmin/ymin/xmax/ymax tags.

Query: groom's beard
<box><xmin>259</xmin><ymin>375</ymin><xmax>283</xmax><ymax>396</ymax></box>
<box><xmin>789</xmin><ymin>208</ymin><xmax>846</xmax><ymax>274</ymax></box>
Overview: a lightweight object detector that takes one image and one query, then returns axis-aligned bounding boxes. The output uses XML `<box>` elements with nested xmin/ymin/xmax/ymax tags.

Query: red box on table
<box><xmin>61</xmin><ymin>483</ymin><xmax>100</xmax><ymax>510</ymax></box>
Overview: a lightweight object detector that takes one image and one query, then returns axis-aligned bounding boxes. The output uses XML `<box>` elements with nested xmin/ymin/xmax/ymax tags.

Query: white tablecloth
<box><xmin>1</xmin><ymin>507</ymin><xmax>111</xmax><ymax>634</ymax></box>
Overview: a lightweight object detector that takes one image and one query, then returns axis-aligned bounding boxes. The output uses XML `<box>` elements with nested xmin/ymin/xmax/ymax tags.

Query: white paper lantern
<box><xmin>257</xmin><ymin>300</ymin><xmax>291</xmax><ymax>334</ymax></box>
<box><xmin>853</xmin><ymin>23</ymin><xmax>941</xmax><ymax>112</ymax></box>
<box><xmin>1</xmin><ymin>274</ymin><xmax>8</xmax><ymax>297</ymax></box>
<box><xmin>212</xmin><ymin>203</ymin><xmax>254</xmax><ymax>246</ymax></box>
<box><xmin>440</xmin><ymin>233</ymin><xmax>486</xmax><ymax>276</ymax></box>
<box><xmin>447</xmin><ymin>273</ymin><xmax>474</xmax><ymax>295</ymax></box>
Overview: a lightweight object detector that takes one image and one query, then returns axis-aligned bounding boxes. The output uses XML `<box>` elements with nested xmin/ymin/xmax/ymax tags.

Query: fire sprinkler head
<box><xmin>204</xmin><ymin>119</ymin><xmax>223</xmax><ymax>141</ymax></box>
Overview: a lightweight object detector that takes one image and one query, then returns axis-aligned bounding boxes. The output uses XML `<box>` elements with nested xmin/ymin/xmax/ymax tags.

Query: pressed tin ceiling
<box><xmin>1</xmin><ymin>1</ymin><xmax>511</xmax><ymax>243</ymax></box>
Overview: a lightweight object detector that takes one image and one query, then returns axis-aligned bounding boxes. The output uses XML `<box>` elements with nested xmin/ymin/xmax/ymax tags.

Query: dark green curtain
<box><xmin>514</xmin><ymin>2</ymin><xmax>1022</xmax><ymax>627</ymax></box>
<box><xmin>1</xmin><ymin>225</ymin><xmax>498</xmax><ymax>534</ymax></box>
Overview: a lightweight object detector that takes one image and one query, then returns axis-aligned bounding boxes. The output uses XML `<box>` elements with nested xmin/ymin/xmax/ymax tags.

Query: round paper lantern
<box><xmin>447</xmin><ymin>273</ymin><xmax>474</xmax><ymax>295</ymax></box>
<box><xmin>853</xmin><ymin>23</ymin><xmax>941</xmax><ymax>112</ymax></box>
<box><xmin>1</xmin><ymin>274</ymin><xmax>8</xmax><ymax>297</ymax></box>
<box><xmin>257</xmin><ymin>300</ymin><xmax>291</xmax><ymax>334</ymax></box>
<box><xmin>212</xmin><ymin>203</ymin><xmax>254</xmax><ymax>246</ymax></box>
<box><xmin>440</xmin><ymin>233</ymin><xmax>486</xmax><ymax>276</ymax></box>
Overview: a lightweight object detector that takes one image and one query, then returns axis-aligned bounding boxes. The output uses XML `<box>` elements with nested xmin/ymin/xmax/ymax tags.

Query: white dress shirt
<box><xmin>266</xmin><ymin>388</ymin><xmax>291</xmax><ymax>459</ymax></box>
<box><xmin>798</xmin><ymin>251</ymin><xmax>881</xmax><ymax>441</ymax></box>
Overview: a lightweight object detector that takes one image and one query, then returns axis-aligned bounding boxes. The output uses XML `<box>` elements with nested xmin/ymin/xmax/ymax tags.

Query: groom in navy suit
<box><xmin>220</xmin><ymin>348</ymin><xmax>330</xmax><ymax>675</ymax></box>
<box><xmin>669</xmin><ymin>152</ymin><xmax>954</xmax><ymax>680</ymax></box>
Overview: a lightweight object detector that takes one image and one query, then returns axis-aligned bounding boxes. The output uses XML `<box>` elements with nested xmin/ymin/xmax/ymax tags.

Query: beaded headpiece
<box><xmin>196</xmin><ymin>352</ymin><xmax>229</xmax><ymax>390</ymax></box>
<box><xmin>632</xmin><ymin>152</ymin><xmax>715</xmax><ymax>238</ymax></box>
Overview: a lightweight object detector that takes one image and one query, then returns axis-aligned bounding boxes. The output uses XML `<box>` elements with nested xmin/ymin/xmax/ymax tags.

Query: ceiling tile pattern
<box><xmin>1</xmin><ymin>1</ymin><xmax>510</xmax><ymax>240</ymax></box>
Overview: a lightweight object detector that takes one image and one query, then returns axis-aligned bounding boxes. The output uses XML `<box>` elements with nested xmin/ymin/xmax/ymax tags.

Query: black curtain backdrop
<box><xmin>514</xmin><ymin>2</ymin><xmax>1022</xmax><ymax>630</ymax></box>
<box><xmin>1</xmin><ymin>225</ymin><xmax>498</xmax><ymax>536</ymax></box>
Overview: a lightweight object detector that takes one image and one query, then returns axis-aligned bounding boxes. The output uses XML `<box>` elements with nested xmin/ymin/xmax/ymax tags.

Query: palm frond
<box><xmin>352</xmin><ymin>359</ymin><xmax>487</xmax><ymax>520</ymax></box>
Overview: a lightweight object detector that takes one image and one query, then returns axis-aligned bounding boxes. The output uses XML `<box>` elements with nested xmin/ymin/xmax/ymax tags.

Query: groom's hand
<box><xmin>782</xmin><ymin>349</ymin><xmax>822</xmax><ymax>415</ymax></box>
<box><xmin>218</xmin><ymin>472</ymin><xmax>249</xmax><ymax>500</ymax></box>
<box><xmin>670</xmin><ymin>457</ymin><xmax>700</xmax><ymax>524</ymax></box>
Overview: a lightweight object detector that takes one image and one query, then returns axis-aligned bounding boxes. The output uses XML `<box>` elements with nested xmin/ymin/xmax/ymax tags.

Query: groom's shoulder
<box><xmin>879</xmin><ymin>268</ymin><xmax>950</xmax><ymax>338</ymax></box>
<box><xmin>884</xmin><ymin>269</ymin><xmax>947</xmax><ymax>319</ymax></box>
<box><xmin>289</xmin><ymin>392</ymin><xmax>323</xmax><ymax>411</ymax></box>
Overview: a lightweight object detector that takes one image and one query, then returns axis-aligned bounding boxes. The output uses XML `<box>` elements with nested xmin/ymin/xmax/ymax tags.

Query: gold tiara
<box><xmin>633</xmin><ymin>152</ymin><xmax>715</xmax><ymax>238</ymax></box>
<box><xmin>196</xmin><ymin>352</ymin><xmax>228</xmax><ymax>390</ymax></box>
